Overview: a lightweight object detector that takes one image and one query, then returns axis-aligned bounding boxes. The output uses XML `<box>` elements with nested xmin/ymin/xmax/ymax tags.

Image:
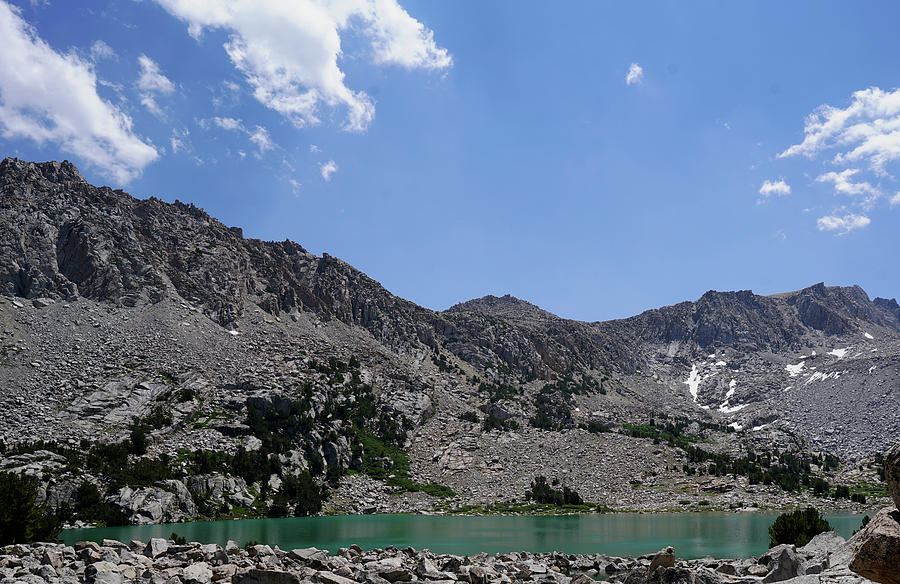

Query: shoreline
<box><xmin>2</xmin><ymin>527</ymin><xmax>870</xmax><ymax>584</ymax></box>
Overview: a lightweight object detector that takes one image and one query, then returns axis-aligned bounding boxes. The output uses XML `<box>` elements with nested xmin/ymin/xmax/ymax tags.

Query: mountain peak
<box><xmin>445</xmin><ymin>294</ymin><xmax>558</xmax><ymax>320</ymax></box>
<box><xmin>0</xmin><ymin>157</ymin><xmax>86</xmax><ymax>186</ymax></box>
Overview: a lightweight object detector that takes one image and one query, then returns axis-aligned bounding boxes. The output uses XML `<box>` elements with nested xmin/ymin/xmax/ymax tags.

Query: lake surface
<box><xmin>62</xmin><ymin>512</ymin><xmax>867</xmax><ymax>559</ymax></box>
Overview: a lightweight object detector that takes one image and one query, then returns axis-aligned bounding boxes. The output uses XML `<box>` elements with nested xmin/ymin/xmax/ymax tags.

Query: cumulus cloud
<box><xmin>89</xmin><ymin>40</ymin><xmax>117</xmax><ymax>62</ymax></box>
<box><xmin>152</xmin><ymin>0</ymin><xmax>451</xmax><ymax>132</ymax></box>
<box><xmin>780</xmin><ymin>87</ymin><xmax>900</xmax><ymax>174</ymax></box>
<box><xmin>759</xmin><ymin>179</ymin><xmax>791</xmax><ymax>197</ymax></box>
<box><xmin>891</xmin><ymin>192</ymin><xmax>900</xmax><ymax>206</ymax></box>
<box><xmin>136</xmin><ymin>54</ymin><xmax>175</xmax><ymax>117</ymax></box>
<box><xmin>320</xmin><ymin>160</ymin><xmax>337</xmax><ymax>181</ymax></box>
<box><xmin>0</xmin><ymin>2</ymin><xmax>157</xmax><ymax>183</ymax></box>
<box><xmin>773</xmin><ymin>86</ymin><xmax>900</xmax><ymax>231</ymax></box>
<box><xmin>626</xmin><ymin>62</ymin><xmax>643</xmax><ymax>86</ymax></box>
<box><xmin>816</xmin><ymin>213</ymin><xmax>871</xmax><ymax>234</ymax></box>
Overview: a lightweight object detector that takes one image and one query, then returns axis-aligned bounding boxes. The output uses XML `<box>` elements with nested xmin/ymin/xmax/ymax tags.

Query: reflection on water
<box><xmin>61</xmin><ymin>512</ymin><xmax>866</xmax><ymax>559</ymax></box>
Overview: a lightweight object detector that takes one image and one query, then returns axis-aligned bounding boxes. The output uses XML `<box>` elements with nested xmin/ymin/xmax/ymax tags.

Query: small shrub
<box><xmin>170</xmin><ymin>532</ymin><xmax>187</xmax><ymax>545</ymax></box>
<box><xmin>458</xmin><ymin>411</ymin><xmax>479</xmax><ymax>424</ymax></box>
<box><xmin>768</xmin><ymin>507</ymin><xmax>831</xmax><ymax>548</ymax></box>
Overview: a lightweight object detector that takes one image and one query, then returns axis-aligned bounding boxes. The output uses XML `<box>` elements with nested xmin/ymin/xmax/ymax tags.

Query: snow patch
<box><xmin>684</xmin><ymin>365</ymin><xmax>701</xmax><ymax>402</ymax></box>
<box><xmin>868</xmin><ymin>365</ymin><xmax>877</xmax><ymax>374</ymax></box>
<box><xmin>720</xmin><ymin>403</ymin><xmax>748</xmax><ymax>414</ymax></box>
<box><xmin>752</xmin><ymin>423</ymin><xmax>770</xmax><ymax>431</ymax></box>
<box><xmin>785</xmin><ymin>362</ymin><xmax>805</xmax><ymax>377</ymax></box>
<box><xmin>728</xmin><ymin>422</ymin><xmax>743</xmax><ymax>431</ymax></box>
<box><xmin>828</xmin><ymin>347</ymin><xmax>849</xmax><ymax>359</ymax></box>
<box><xmin>228</xmin><ymin>330</ymin><xmax>240</xmax><ymax>336</ymax></box>
<box><xmin>864</xmin><ymin>332</ymin><xmax>874</xmax><ymax>340</ymax></box>
<box><xmin>715</xmin><ymin>360</ymin><xmax>727</xmax><ymax>367</ymax></box>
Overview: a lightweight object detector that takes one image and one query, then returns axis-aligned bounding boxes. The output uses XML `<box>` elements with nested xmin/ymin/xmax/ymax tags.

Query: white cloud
<box><xmin>320</xmin><ymin>159</ymin><xmax>337</xmax><ymax>181</ymax></box>
<box><xmin>152</xmin><ymin>0</ymin><xmax>451</xmax><ymax>132</ymax></box>
<box><xmin>891</xmin><ymin>192</ymin><xmax>900</xmax><ymax>206</ymax></box>
<box><xmin>626</xmin><ymin>63</ymin><xmax>643</xmax><ymax>86</ymax></box>
<box><xmin>759</xmin><ymin>179</ymin><xmax>791</xmax><ymax>197</ymax></box>
<box><xmin>170</xmin><ymin>127</ymin><xmax>191</xmax><ymax>154</ymax></box>
<box><xmin>816</xmin><ymin>213</ymin><xmax>871</xmax><ymax>234</ymax></box>
<box><xmin>310</xmin><ymin>144</ymin><xmax>321</xmax><ymax>153</ymax></box>
<box><xmin>780</xmin><ymin>87</ymin><xmax>900</xmax><ymax>174</ymax></box>
<box><xmin>289</xmin><ymin>178</ymin><xmax>301</xmax><ymax>195</ymax></box>
<box><xmin>0</xmin><ymin>2</ymin><xmax>157</xmax><ymax>183</ymax></box>
<box><xmin>816</xmin><ymin>169</ymin><xmax>879</xmax><ymax>196</ymax></box>
<box><xmin>212</xmin><ymin>116</ymin><xmax>243</xmax><ymax>131</ymax></box>
<box><xmin>248</xmin><ymin>125</ymin><xmax>274</xmax><ymax>156</ymax></box>
<box><xmin>90</xmin><ymin>40</ymin><xmax>117</xmax><ymax>62</ymax></box>
<box><xmin>137</xmin><ymin>54</ymin><xmax>174</xmax><ymax>94</ymax></box>
<box><xmin>136</xmin><ymin>54</ymin><xmax>175</xmax><ymax>117</ymax></box>
<box><xmin>203</xmin><ymin>116</ymin><xmax>276</xmax><ymax>157</ymax></box>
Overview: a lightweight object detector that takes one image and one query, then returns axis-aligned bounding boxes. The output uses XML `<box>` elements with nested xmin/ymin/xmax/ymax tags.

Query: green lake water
<box><xmin>61</xmin><ymin>512</ymin><xmax>868</xmax><ymax>559</ymax></box>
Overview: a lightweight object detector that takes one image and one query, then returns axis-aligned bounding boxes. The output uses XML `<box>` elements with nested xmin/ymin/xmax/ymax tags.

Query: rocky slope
<box><xmin>0</xmin><ymin>158</ymin><xmax>895</xmax><ymax>524</ymax></box>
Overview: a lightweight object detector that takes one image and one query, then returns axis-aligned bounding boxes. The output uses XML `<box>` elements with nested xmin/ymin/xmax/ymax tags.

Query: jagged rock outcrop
<box><xmin>110</xmin><ymin>480</ymin><xmax>198</xmax><ymax>525</ymax></box>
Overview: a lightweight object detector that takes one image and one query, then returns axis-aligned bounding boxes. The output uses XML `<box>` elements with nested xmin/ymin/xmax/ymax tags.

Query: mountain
<box><xmin>0</xmin><ymin>158</ymin><xmax>894</xmax><ymax>524</ymax></box>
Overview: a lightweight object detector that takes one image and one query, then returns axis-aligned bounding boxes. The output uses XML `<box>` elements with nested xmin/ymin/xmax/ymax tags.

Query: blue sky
<box><xmin>2</xmin><ymin>1</ymin><xmax>900</xmax><ymax>321</ymax></box>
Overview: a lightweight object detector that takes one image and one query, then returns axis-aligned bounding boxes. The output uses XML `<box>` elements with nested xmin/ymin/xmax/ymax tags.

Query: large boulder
<box><xmin>759</xmin><ymin>544</ymin><xmax>800</xmax><ymax>583</ymax></box>
<box><xmin>648</xmin><ymin>547</ymin><xmax>676</xmax><ymax>574</ymax></box>
<box><xmin>848</xmin><ymin>508</ymin><xmax>900</xmax><ymax>584</ymax></box>
<box><xmin>885</xmin><ymin>443</ymin><xmax>900</xmax><ymax>510</ymax></box>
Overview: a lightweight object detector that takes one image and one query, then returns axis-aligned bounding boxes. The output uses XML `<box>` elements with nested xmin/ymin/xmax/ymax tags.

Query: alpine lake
<box><xmin>61</xmin><ymin>512</ymin><xmax>868</xmax><ymax>560</ymax></box>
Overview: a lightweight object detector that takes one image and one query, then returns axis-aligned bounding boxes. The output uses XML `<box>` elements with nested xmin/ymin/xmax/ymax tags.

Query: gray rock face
<box><xmin>848</xmin><ymin>508</ymin><xmax>900</xmax><ymax>584</ymax></box>
<box><xmin>884</xmin><ymin>443</ymin><xmax>900</xmax><ymax>510</ymax></box>
<box><xmin>111</xmin><ymin>480</ymin><xmax>197</xmax><ymax>524</ymax></box>
<box><xmin>186</xmin><ymin>473</ymin><xmax>254</xmax><ymax>508</ymax></box>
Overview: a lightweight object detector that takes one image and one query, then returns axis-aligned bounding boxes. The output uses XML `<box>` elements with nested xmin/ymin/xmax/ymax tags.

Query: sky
<box><xmin>2</xmin><ymin>1</ymin><xmax>900</xmax><ymax>322</ymax></box>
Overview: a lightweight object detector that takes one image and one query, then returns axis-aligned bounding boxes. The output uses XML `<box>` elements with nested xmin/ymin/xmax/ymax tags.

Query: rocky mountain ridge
<box><xmin>0</xmin><ymin>158</ymin><xmax>895</xmax><ymax>524</ymax></box>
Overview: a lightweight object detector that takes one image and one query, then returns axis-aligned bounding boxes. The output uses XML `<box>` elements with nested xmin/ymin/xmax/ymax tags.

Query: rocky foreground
<box><xmin>0</xmin><ymin>525</ymin><xmax>888</xmax><ymax>584</ymax></box>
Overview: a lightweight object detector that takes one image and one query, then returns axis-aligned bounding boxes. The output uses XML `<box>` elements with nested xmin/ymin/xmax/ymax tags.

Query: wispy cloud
<box><xmin>153</xmin><ymin>0</ymin><xmax>451</xmax><ymax>132</ymax></box>
<box><xmin>626</xmin><ymin>63</ymin><xmax>643</xmax><ymax>86</ymax></box>
<box><xmin>203</xmin><ymin>116</ymin><xmax>277</xmax><ymax>157</ymax></box>
<box><xmin>89</xmin><ymin>40</ymin><xmax>117</xmax><ymax>62</ymax></box>
<box><xmin>0</xmin><ymin>2</ymin><xmax>157</xmax><ymax>183</ymax></box>
<box><xmin>136</xmin><ymin>54</ymin><xmax>175</xmax><ymax>118</ymax></box>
